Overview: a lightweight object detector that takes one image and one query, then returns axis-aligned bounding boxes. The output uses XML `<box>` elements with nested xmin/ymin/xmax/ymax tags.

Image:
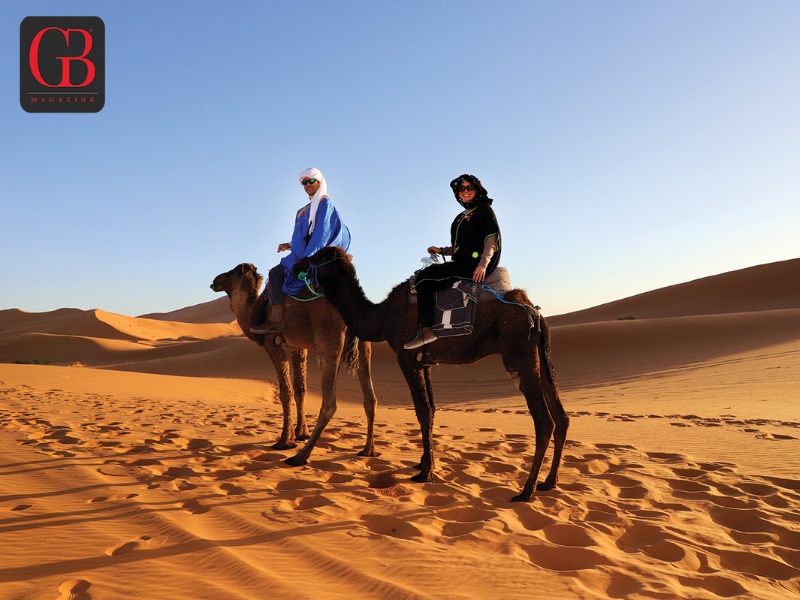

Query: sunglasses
<box><xmin>458</xmin><ymin>184</ymin><xmax>475</xmax><ymax>192</ymax></box>
<box><xmin>301</xmin><ymin>178</ymin><xmax>318</xmax><ymax>185</ymax></box>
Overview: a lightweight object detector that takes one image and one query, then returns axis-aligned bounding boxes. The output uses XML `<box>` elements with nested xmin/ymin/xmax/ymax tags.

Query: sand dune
<box><xmin>1</xmin><ymin>259</ymin><xmax>798</xmax><ymax>599</ymax></box>
<box><xmin>140</xmin><ymin>296</ymin><xmax>234</xmax><ymax>324</ymax></box>
<box><xmin>550</xmin><ymin>257</ymin><xmax>800</xmax><ymax>325</ymax></box>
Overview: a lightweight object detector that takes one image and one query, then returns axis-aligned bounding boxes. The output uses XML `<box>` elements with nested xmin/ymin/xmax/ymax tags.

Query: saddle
<box><xmin>423</xmin><ymin>267</ymin><xmax>513</xmax><ymax>339</ymax></box>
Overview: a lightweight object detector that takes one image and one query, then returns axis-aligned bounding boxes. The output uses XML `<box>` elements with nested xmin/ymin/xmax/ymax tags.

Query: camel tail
<box><xmin>537</xmin><ymin>316</ymin><xmax>560</xmax><ymax>397</ymax></box>
<box><xmin>341</xmin><ymin>328</ymin><xmax>360</xmax><ymax>376</ymax></box>
<box><xmin>504</xmin><ymin>288</ymin><xmax>560</xmax><ymax>396</ymax></box>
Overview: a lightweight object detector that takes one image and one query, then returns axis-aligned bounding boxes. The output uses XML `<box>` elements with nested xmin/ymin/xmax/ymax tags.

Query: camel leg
<box><xmin>504</xmin><ymin>354</ymin><xmax>555</xmax><ymax>502</ymax></box>
<box><xmin>286</xmin><ymin>351</ymin><xmax>342</xmax><ymax>466</ymax></box>
<box><xmin>292</xmin><ymin>349</ymin><xmax>310</xmax><ymax>440</ymax></box>
<box><xmin>399</xmin><ymin>358</ymin><xmax>435</xmax><ymax>482</ymax></box>
<box><xmin>356</xmin><ymin>340</ymin><xmax>379</xmax><ymax>457</ymax></box>
<box><xmin>537</xmin><ymin>349</ymin><xmax>569</xmax><ymax>492</ymax></box>
<box><xmin>264</xmin><ymin>345</ymin><xmax>297</xmax><ymax>450</ymax></box>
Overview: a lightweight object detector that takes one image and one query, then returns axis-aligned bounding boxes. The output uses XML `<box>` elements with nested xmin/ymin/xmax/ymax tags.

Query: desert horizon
<box><xmin>1</xmin><ymin>258</ymin><xmax>799</xmax><ymax>599</ymax></box>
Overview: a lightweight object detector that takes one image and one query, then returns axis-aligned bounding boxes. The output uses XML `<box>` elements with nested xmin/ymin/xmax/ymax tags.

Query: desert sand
<box><xmin>1</xmin><ymin>259</ymin><xmax>799</xmax><ymax>599</ymax></box>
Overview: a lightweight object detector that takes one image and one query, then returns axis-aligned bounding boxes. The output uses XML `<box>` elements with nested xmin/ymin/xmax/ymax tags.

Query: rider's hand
<box><xmin>277</xmin><ymin>243</ymin><xmax>291</xmax><ymax>252</ymax></box>
<box><xmin>473</xmin><ymin>265</ymin><xmax>486</xmax><ymax>283</ymax></box>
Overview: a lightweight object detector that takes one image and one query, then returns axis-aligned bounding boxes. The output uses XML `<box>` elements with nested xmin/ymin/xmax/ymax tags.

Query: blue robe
<box><xmin>279</xmin><ymin>195</ymin><xmax>351</xmax><ymax>296</ymax></box>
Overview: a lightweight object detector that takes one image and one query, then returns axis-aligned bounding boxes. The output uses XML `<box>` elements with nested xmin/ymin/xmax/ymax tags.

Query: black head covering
<box><xmin>450</xmin><ymin>174</ymin><xmax>493</xmax><ymax>209</ymax></box>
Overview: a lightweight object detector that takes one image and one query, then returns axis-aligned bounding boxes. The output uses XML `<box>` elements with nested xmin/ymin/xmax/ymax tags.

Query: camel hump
<box><xmin>479</xmin><ymin>267</ymin><xmax>513</xmax><ymax>300</ymax></box>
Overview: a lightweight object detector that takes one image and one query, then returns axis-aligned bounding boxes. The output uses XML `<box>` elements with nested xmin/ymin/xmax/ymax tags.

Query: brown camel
<box><xmin>293</xmin><ymin>247</ymin><xmax>569</xmax><ymax>502</ymax></box>
<box><xmin>210</xmin><ymin>263</ymin><xmax>379</xmax><ymax>465</ymax></box>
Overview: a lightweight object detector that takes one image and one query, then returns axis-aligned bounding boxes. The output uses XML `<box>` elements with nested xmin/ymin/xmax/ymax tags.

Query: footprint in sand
<box><xmin>542</xmin><ymin>523</ymin><xmax>597</xmax><ymax>547</ymax></box>
<box><xmin>163</xmin><ymin>466</ymin><xmax>198</xmax><ymax>478</ymax></box>
<box><xmin>106</xmin><ymin>540</ymin><xmax>138</xmax><ymax>556</ymax></box>
<box><xmin>178</xmin><ymin>499</ymin><xmax>210</xmax><ymax>514</ymax></box>
<box><xmin>483</xmin><ymin>460</ymin><xmax>518</xmax><ymax>475</ymax></box>
<box><xmin>48</xmin><ymin>449</ymin><xmax>77</xmax><ymax>457</ymax></box>
<box><xmin>411</xmin><ymin>492</ymin><xmax>456</xmax><ymax>507</ymax></box>
<box><xmin>295</xmin><ymin>495</ymin><xmax>336</xmax><ymax>510</ymax></box>
<box><xmin>105</xmin><ymin>535</ymin><xmax>152</xmax><ymax>556</ymax></box>
<box><xmin>617</xmin><ymin>521</ymin><xmax>701</xmax><ymax>571</ymax></box>
<box><xmin>677</xmin><ymin>575</ymin><xmax>749</xmax><ymax>598</ymax></box>
<box><xmin>57</xmin><ymin>578</ymin><xmax>91</xmax><ymax>600</ymax></box>
<box><xmin>574</xmin><ymin>570</ymin><xmax>642</xmax><ymax>599</ymax></box>
<box><xmin>718</xmin><ymin>548</ymin><xmax>800</xmax><ymax>580</ymax></box>
<box><xmin>218</xmin><ymin>482</ymin><xmax>246</xmax><ymax>495</ymax></box>
<box><xmin>564</xmin><ymin>455</ymin><xmax>612</xmax><ymax>475</ymax></box>
<box><xmin>512</xmin><ymin>505</ymin><xmax>556</xmax><ymax>531</ymax></box>
<box><xmin>325</xmin><ymin>472</ymin><xmax>354</xmax><ymax>484</ymax></box>
<box><xmin>185</xmin><ymin>438</ymin><xmax>214</xmax><ymax>451</ymax></box>
<box><xmin>646</xmin><ymin>451</ymin><xmax>685</xmax><ymax>462</ymax></box>
<box><xmin>666</xmin><ymin>478</ymin><xmax>711</xmax><ymax>494</ymax></box>
<box><xmin>520</xmin><ymin>542</ymin><xmax>610</xmax><ymax>572</ymax></box>
<box><xmin>88</xmin><ymin>493</ymin><xmax>138</xmax><ymax>503</ymax></box>
<box><xmin>735</xmin><ymin>481</ymin><xmax>779</xmax><ymax>497</ymax></box>
<box><xmin>360</xmin><ymin>514</ymin><xmax>425</xmax><ymax>538</ymax></box>
<box><xmin>241</xmin><ymin>460</ymin><xmax>272</xmax><ymax>472</ymax></box>
<box><xmin>670</xmin><ymin>467</ymin><xmax>707</xmax><ymax>478</ymax></box>
<box><xmin>207</xmin><ymin>469</ymin><xmax>247</xmax><ymax>481</ymax></box>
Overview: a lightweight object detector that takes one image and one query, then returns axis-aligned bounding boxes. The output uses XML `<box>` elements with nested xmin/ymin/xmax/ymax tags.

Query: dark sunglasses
<box><xmin>301</xmin><ymin>178</ymin><xmax>318</xmax><ymax>185</ymax></box>
<box><xmin>458</xmin><ymin>184</ymin><xmax>475</xmax><ymax>192</ymax></box>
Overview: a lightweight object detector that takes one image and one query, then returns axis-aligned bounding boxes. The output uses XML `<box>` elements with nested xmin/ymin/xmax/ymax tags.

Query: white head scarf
<box><xmin>299</xmin><ymin>167</ymin><xmax>328</xmax><ymax>234</ymax></box>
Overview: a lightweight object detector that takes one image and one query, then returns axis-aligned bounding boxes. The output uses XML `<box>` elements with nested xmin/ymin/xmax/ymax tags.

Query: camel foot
<box><xmin>271</xmin><ymin>440</ymin><xmax>298</xmax><ymax>451</ymax></box>
<box><xmin>510</xmin><ymin>492</ymin><xmax>534</xmax><ymax>503</ymax></box>
<box><xmin>537</xmin><ymin>478</ymin><xmax>558</xmax><ymax>492</ymax></box>
<box><xmin>410</xmin><ymin>471</ymin><xmax>433</xmax><ymax>483</ymax></box>
<box><xmin>295</xmin><ymin>433</ymin><xmax>310</xmax><ymax>441</ymax></box>
<box><xmin>357</xmin><ymin>449</ymin><xmax>380</xmax><ymax>458</ymax></box>
<box><xmin>284</xmin><ymin>455</ymin><xmax>307</xmax><ymax>467</ymax></box>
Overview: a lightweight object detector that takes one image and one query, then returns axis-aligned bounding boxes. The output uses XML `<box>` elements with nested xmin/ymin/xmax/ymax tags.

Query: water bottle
<box><xmin>420</xmin><ymin>253</ymin><xmax>440</xmax><ymax>269</ymax></box>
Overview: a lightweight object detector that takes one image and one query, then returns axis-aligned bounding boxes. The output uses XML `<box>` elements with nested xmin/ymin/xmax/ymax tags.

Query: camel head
<box><xmin>210</xmin><ymin>263</ymin><xmax>263</xmax><ymax>298</ymax></box>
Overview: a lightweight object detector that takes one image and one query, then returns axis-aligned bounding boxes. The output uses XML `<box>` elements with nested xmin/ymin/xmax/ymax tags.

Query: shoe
<box><xmin>403</xmin><ymin>326</ymin><xmax>437</xmax><ymax>350</ymax></box>
<box><xmin>250</xmin><ymin>321</ymin><xmax>286</xmax><ymax>334</ymax></box>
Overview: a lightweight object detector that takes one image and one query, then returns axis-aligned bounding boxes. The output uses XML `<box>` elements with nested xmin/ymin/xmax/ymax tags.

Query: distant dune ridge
<box><xmin>139</xmin><ymin>296</ymin><xmax>234</xmax><ymax>324</ymax></box>
<box><xmin>1</xmin><ymin>258</ymin><xmax>798</xmax><ymax>599</ymax></box>
<box><xmin>550</xmin><ymin>256</ymin><xmax>800</xmax><ymax>325</ymax></box>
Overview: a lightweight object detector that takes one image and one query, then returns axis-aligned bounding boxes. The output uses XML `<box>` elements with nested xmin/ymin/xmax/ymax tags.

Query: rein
<box><xmin>480</xmin><ymin>284</ymin><xmax>541</xmax><ymax>336</ymax></box>
<box><xmin>293</xmin><ymin>255</ymin><xmax>341</xmax><ymax>301</ymax></box>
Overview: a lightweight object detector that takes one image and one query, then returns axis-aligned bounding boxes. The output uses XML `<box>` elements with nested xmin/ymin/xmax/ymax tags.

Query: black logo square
<box><xmin>20</xmin><ymin>16</ymin><xmax>105</xmax><ymax>113</ymax></box>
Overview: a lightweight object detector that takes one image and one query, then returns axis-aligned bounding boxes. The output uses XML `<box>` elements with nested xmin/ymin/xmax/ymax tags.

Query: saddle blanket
<box><xmin>432</xmin><ymin>267</ymin><xmax>513</xmax><ymax>338</ymax></box>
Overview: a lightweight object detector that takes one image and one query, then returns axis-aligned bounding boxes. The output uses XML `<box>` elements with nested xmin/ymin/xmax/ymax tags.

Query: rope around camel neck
<box><xmin>291</xmin><ymin>256</ymin><xmax>341</xmax><ymax>301</ymax></box>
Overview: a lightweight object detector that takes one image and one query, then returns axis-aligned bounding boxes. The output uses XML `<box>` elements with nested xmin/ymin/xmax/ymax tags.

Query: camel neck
<box><xmin>322</xmin><ymin>270</ymin><xmax>390</xmax><ymax>343</ymax></box>
<box><xmin>229</xmin><ymin>283</ymin><xmax>261</xmax><ymax>344</ymax></box>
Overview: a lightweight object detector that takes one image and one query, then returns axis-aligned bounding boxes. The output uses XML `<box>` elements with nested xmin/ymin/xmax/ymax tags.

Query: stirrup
<box><xmin>403</xmin><ymin>327</ymin><xmax>437</xmax><ymax>350</ymax></box>
<box><xmin>251</xmin><ymin>322</ymin><xmax>286</xmax><ymax>334</ymax></box>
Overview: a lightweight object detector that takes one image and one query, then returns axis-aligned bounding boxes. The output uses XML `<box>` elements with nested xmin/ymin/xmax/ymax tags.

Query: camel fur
<box><xmin>211</xmin><ymin>263</ymin><xmax>378</xmax><ymax>464</ymax></box>
<box><xmin>293</xmin><ymin>247</ymin><xmax>568</xmax><ymax>502</ymax></box>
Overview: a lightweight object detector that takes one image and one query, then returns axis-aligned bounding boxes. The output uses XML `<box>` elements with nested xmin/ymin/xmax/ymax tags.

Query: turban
<box><xmin>299</xmin><ymin>167</ymin><xmax>328</xmax><ymax>234</ymax></box>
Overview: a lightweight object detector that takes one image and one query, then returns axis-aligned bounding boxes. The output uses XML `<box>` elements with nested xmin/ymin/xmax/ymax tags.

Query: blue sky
<box><xmin>2</xmin><ymin>1</ymin><xmax>799</xmax><ymax>318</ymax></box>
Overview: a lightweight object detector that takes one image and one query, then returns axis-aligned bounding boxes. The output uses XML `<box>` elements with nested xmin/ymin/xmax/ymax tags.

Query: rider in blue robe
<box><xmin>251</xmin><ymin>168</ymin><xmax>350</xmax><ymax>334</ymax></box>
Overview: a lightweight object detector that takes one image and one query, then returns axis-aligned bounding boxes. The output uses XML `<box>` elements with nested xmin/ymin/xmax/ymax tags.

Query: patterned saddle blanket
<box><xmin>432</xmin><ymin>267</ymin><xmax>513</xmax><ymax>339</ymax></box>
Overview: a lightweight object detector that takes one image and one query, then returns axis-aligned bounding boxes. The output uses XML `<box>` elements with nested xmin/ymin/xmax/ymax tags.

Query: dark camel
<box><xmin>294</xmin><ymin>247</ymin><xmax>568</xmax><ymax>502</ymax></box>
<box><xmin>211</xmin><ymin>263</ymin><xmax>379</xmax><ymax>465</ymax></box>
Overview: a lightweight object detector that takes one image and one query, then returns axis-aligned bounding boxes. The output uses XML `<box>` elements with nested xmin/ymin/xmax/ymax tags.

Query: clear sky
<box><xmin>2</xmin><ymin>1</ymin><xmax>799</xmax><ymax>318</ymax></box>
